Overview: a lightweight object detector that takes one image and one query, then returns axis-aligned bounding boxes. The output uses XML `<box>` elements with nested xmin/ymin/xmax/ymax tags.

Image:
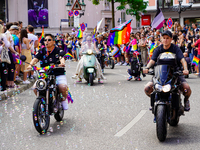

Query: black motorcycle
<box><xmin>148</xmin><ymin>52</ymin><xmax>185</xmax><ymax>142</ymax></box>
<box><xmin>105</xmin><ymin>47</ymin><xmax>115</xmax><ymax>69</ymax></box>
<box><xmin>20</xmin><ymin>52</ymin><xmax>66</xmax><ymax>134</ymax></box>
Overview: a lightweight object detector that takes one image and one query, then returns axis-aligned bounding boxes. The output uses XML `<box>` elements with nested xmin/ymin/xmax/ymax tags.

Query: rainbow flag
<box><xmin>67</xmin><ymin>87</ymin><xmax>73</xmax><ymax>104</ymax></box>
<box><xmin>192</xmin><ymin>56</ymin><xmax>200</xmax><ymax>67</ymax></box>
<box><xmin>76</xmin><ymin>25</ymin><xmax>83</xmax><ymax>38</ymax></box>
<box><xmin>107</xmin><ymin>19</ymin><xmax>132</xmax><ymax>46</ymax></box>
<box><xmin>15</xmin><ymin>58</ymin><xmax>21</xmax><ymax>65</ymax></box>
<box><xmin>64</xmin><ymin>52</ymin><xmax>74</xmax><ymax>58</ymax></box>
<box><xmin>92</xmin><ymin>26</ymin><xmax>97</xmax><ymax>39</ymax></box>
<box><xmin>38</xmin><ymin>26</ymin><xmax>44</xmax><ymax>49</ymax></box>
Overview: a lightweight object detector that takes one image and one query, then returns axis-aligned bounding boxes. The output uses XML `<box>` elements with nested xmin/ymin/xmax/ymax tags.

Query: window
<box><xmin>159</xmin><ymin>0</ymin><xmax>173</xmax><ymax>8</ymax></box>
<box><xmin>184</xmin><ymin>17</ymin><xmax>200</xmax><ymax>28</ymax></box>
<box><xmin>193</xmin><ymin>0</ymin><xmax>200</xmax><ymax>3</ymax></box>
<box><xmin>121</xmin><ymin>12</ymin><xmax>126</xmax><ymax>23</ymax></box>
<box><xmin>104</xmin><ymin>0</ymin><xmax>110</xmax><ymax>10</ymax></box>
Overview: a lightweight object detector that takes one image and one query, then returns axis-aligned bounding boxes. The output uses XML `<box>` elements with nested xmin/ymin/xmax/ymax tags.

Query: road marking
<box><xmin>114</xmin><ymin>110</ymin><xmax>147</xmax><ymax>137</ymax></box>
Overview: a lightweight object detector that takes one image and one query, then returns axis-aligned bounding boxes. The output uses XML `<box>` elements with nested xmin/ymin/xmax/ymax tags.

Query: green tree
<box><xmin>91</xmin><ymin>0</ymin><xmax>148</xmax><ymax>28</ymax></box>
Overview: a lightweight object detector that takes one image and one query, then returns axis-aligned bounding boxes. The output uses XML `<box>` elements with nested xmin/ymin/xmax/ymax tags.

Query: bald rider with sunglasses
<box><xmin>27</xmin><ymin>34</ymin><xmax>69</xmax><ymax>110</ymax></box>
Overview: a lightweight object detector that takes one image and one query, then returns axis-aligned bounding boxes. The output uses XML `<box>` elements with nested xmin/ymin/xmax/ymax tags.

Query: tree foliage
<box><xmin>91</xmin><ymin>0</ymin><xmax>148</xmax><ymax>21</ymax></box>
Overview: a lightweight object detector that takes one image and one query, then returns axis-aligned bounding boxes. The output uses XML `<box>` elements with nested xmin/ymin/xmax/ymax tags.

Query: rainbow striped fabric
<box><xmin>76</xmin><ymin>25</ymin><xmax>83</xmax><ymax>38</ymax></box>
<box><xmin>64</xmin><ymin>52</ymin><xmax>74</xmax><ymax>58</ymax></box>
<box><xmin>15</xmin><ymin>58</ymin><xmax>22</xmax><ymax>65</ymax></box>
<box><xmin>107</xmin><ymin>19</ymin><xmax>132</xmax><ymax>46</ymax></box>
<box><xmin>192</xmin><ymin>56</ymin><xmax>200</xmax><ymax>66</ymax></box>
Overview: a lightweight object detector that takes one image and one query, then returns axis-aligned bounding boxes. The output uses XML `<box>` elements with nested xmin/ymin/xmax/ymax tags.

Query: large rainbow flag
<box><xmin>107</xmin><ymin>19</ymin><xmax>132</xmax><ymax>46</ymax></box>
<box><xmin>192</xmin><ymin>56</ymin><xmax>200</xmax><ymax>67</ymax></box>
<box><xmin>76</xmin><ymin>25</ymin><xmax>83</xmax><ymax>38</ymax></box>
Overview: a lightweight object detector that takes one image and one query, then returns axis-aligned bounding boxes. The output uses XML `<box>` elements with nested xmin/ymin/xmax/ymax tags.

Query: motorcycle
<box><xmin>20</xmin><ymin>52</ymin><xmax>68</xmax><ymax>134</ymax></box>
<box><xmin>148</xmin><ymin>52</ymin><xmax>185</xmax><ymax>142</ymax></box>
<box><xmin>105</xmin><ymin>47</ymin><xmax>115</xmax><ymax>69</ymax></box>
<box><xmin>82</xmin><ymin>49</ymin><xmax>97</xmax><ymax>86</ymax></box>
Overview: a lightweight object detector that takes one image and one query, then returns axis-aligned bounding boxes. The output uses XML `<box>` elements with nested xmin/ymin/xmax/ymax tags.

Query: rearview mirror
<box><xmin>20</xmin><ymin>55</ymin><xmax>26</xmax><ymax>62</ymax></box>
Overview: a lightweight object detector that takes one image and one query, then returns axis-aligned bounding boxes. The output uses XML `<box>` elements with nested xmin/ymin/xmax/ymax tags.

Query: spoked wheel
<box><xmin>33</xmin><ymin>98</ymin><xmax>50</xmax><ymax>134</ymax></box>
<box><xmin>89</xmin><ymin>73</ymin><xmax>94</xmax><ymax>86</ymax></box>
<box><xmin>109</xmin><ymin>59</ymin><xmax>115</xmax><ymax>69</ymax></box>
<box><xmin>156</xmin><ymin>105</ymin><xmax>167</xmax><ymax>142</ymax></box>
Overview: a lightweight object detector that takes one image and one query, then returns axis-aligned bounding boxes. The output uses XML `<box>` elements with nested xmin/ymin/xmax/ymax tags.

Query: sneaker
<box><xmin>72</xmin><ymin>75</ymin><xmax>78</xmax><ymax>79</ymax></box>
<box><xmin>61</xmin><ymin>100</ymin><xmax>68</xmax><ymax>110</ymax></box>
<box><xmin>16</xmin><ymin>76</ymin><xmax>23</xmax><ymax>82</ymax></box>
<box><xmin>123</xmin><ymin>62</ymin><xmax>128</xmax><ymax>66</ymax></box>
<box><xmin>115</xmin><ymin>62</ymin><xmax>121</xmax><ymax>66</ymax></box>
<box><xmin>184</xmin><ymin>100</ymin><xmax>190</xmax><ymax>111</ymax></box>
<box><xmin>137</xmin><ymin>77</ymin><xmax>142</xmax><ymax>81</ymax></box>
<box><xmin>22</xmin><ymin>80</ymin><xmax>31</xmax><ymax>84</ymax></box>
<box><xmin>98</xmin><ymin>79</ymin><xmax>103</xmax><ymax>84</ymax></box>
<box><xmin>127</xmin><ymin>76</ymin><xmax>132</xmax><ymax>81</ymax></box>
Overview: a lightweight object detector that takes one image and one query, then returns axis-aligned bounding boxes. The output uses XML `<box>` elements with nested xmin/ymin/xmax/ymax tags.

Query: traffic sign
<box><xmin>68</xmin><ymin>10</ymin><xmax>73</xmax><ymax>17</ymax></box>
<box><xmin>80</xmin><ymin>23</ymin><xmax>86</xmax><ymax>32</ymax></box>
<box><xmin>167</xmin><ymin>18</ymin><xmax>173</xmax><ymax>29</ymax></box>
<box><xmin>71</xmin><ymin>0</ymin><xmax>82</xmax><ymax>11</ymax></box>
<box><xmin>74</xmin><ymin>10</ymin><xmax>79</xmax><ymax>16</ymax></box>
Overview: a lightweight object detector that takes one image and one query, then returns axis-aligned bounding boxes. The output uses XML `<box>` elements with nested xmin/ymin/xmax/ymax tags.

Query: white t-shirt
<box><xmin>28</xmin><ymin>33</ymin><xmax>38</xmax><ymax>53</ymax></box>
<box><xmin>5</xmin><ymin>30</ymin><xmax>14</xmax><ymax>50</ymax></box>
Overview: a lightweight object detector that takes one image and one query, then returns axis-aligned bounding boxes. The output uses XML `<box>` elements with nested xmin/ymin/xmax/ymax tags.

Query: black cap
<box><xmin>162</xmin><ymin>30</ymin><xmax>172</xmax><ymax>38</ymax></box>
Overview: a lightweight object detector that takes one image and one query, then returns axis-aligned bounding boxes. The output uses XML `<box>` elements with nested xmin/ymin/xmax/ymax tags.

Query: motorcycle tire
<box><xmin>89</xmin><ymin>73</ymin><xmax>94</xmax><ymax>86</ymax></box>
<box><xmin>54</xmin><ymin>95</ymin><xmax>64</xmax><ymax>121</ymax></box>
<box><xmin>156</xmin><ymin>105</ymin><xmax>167</xmax><ymax>142</ymax></box>
<box><xmin>109</xmin><ymin>59</ymin><xmax>115</xmax><ymax>69</ymax></box>
<box><xmin>33</xmin><ymin>98</ymin><xmax>50</xmax><ymax>134</ymax></box>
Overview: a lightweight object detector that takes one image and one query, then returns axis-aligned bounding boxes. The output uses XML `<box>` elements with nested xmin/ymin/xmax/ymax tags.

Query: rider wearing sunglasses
<box><xmin>27</xmin><ymin>34</ymin><xmax>69</xmax><ymax>110</ymax></box>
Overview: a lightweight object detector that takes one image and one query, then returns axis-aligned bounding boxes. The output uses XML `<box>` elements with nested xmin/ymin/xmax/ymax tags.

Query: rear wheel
<box><xmin>109</xmin><ymin>59</ymin><xmax>115</xmax><ymax>69</ymax></box>
<box><xmin>89</xmin><ymin>73</ymin><xmax>93</xmax><ymax>86</ymax></box>
<box><xmin>156</xmin><ymin>105</ymin><xmax>167</xmax><ymax>142</ymax></box>
<box><xmin>33</xmin><ymin>98</ymin><xmax>50</xmax><ymax>134</ymax></box>
<box><xmin>54</xmin><ymin>102</ymin><xmax>64</xmax><ymax>121</ymax></box>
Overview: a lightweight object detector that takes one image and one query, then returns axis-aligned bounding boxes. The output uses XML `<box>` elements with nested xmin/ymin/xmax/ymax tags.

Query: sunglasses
<box><xmin>44</xmin><ymin>39</ymin><xmax>52</xmax><ymax>42</ymax></box>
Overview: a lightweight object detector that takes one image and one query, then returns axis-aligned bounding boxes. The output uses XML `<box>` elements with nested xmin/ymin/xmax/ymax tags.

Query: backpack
<box><xmin>130</xmin><ymin>57</ymin><xmax>141</xmax><ymax>76</ymax></box>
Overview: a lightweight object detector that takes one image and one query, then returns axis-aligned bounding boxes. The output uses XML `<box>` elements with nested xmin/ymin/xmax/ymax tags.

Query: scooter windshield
<box><xmin>80</xmin><ymin>34</ymin><xmax>97</xmax><ymax>53</ymax></box>
<box><xmin>154</xmin><ymin>65</ymin><xmax>174</xmax><ymax>85</ymax></box>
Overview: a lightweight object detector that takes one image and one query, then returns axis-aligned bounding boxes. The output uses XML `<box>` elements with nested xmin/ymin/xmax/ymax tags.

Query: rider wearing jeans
<box><xmin>143</xmin><ymin>30</ymin><xmax>191</xmax><ymax>111</ymax></box>
<box><xmin>27</xmin><ymin>34</ymin><xmax>69</xmax><ymax>110</ymax></box>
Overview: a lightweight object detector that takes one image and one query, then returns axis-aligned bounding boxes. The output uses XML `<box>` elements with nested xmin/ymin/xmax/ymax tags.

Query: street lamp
<box><xmin>165</xmin><ymin>0</ymin><xmax>193</xmax><ymax>24</ymax></box>
<box><xmin>66</xmin><ymin>0</ymin><xmax>72</xmax><ymax>12</ymax></box>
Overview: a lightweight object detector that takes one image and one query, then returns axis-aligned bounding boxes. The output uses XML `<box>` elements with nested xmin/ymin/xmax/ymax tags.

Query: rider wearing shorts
<box><xmin>27</xmin><ymin>34</ymin><xmax>69</xmax><ymax>110</ymax></box>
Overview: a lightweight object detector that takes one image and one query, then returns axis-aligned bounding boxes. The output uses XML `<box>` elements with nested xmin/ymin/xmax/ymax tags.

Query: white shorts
<box><xmin>56</xmin><ymin>75</ymin><xmax>67</xmax><ymax>85</ymax></box>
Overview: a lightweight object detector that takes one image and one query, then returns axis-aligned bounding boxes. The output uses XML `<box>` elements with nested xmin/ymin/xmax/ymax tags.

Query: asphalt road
<box><xmin>0</xmin><ymin>61</ymin><xmax>200</xmax><ymax>150</ymax></box>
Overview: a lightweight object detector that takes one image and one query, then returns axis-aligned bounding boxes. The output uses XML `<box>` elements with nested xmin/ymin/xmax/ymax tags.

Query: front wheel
<box><xmin>89</xmin><ymin>73</ymin><xmax>94</xmax><ymax>86</ymax></box>
<box><xmin>109</xmin><ymin>59</ymin><xmax>115</xmax><ymax>69</ymax></box>
<box><xmin>54</xmin><ymin>94</ymin><xmax>64</xmax><ymax>121</ymax></box>
<box><xmin>156</xmin><ymin>105</ymin><xmax>167</xmax><ymax>142</ymax></box>
<box><xmin>33</xmin><ymin>98</ymin><xmax>50</xmax><ymax>134</ymax></box>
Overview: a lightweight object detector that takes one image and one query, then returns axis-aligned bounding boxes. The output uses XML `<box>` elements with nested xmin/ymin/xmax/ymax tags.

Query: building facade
<box><xmin>2</xmin><ymin>0</ymin><xmax>137</xmax><ymax>35</ymax></box>
<box><xmin>143</xmin><ymin>0</ymin><xmax>200</xmax><ymax>28</ymax></box>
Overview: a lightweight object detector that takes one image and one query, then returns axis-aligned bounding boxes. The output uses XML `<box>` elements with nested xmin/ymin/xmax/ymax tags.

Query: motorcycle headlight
<box><xmin>87</xmin><ymin>49</ymin><xmax>93</xmax><ymax>55</ymax></box>
<box><xmin>162</xmin><ymin>84</ymin><xmax>171</xmax><ymax>93</ymax></box>
<box><xmin>36</xmin><ymin>79</ymin><xmax>47</xmax><ymax>90</ymax></box>
<box><xmin>155</xmin><ymin>84</ymin><xmax>162</xmax><ymax>92</ymax></box>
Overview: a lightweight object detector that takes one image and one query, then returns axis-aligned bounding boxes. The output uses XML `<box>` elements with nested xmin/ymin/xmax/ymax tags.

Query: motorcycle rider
<box><xmin>143</xmin><ymin>30</ymin><xmax>191</xmax><ymax>111</ymax></box>
<box><xmin>72</xmin><ymin>36</ymin><xmax>106</xmax><ymax>83</ymax></box>
<box><xmin>27</xmin><ymin>34</ymin><xmax>69</xmax><ymax>110</ymax></box>
<box><xmin>94</xmin><ymin>34</ymin><xmax>107</xmax><ymax>73</ymax></box>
